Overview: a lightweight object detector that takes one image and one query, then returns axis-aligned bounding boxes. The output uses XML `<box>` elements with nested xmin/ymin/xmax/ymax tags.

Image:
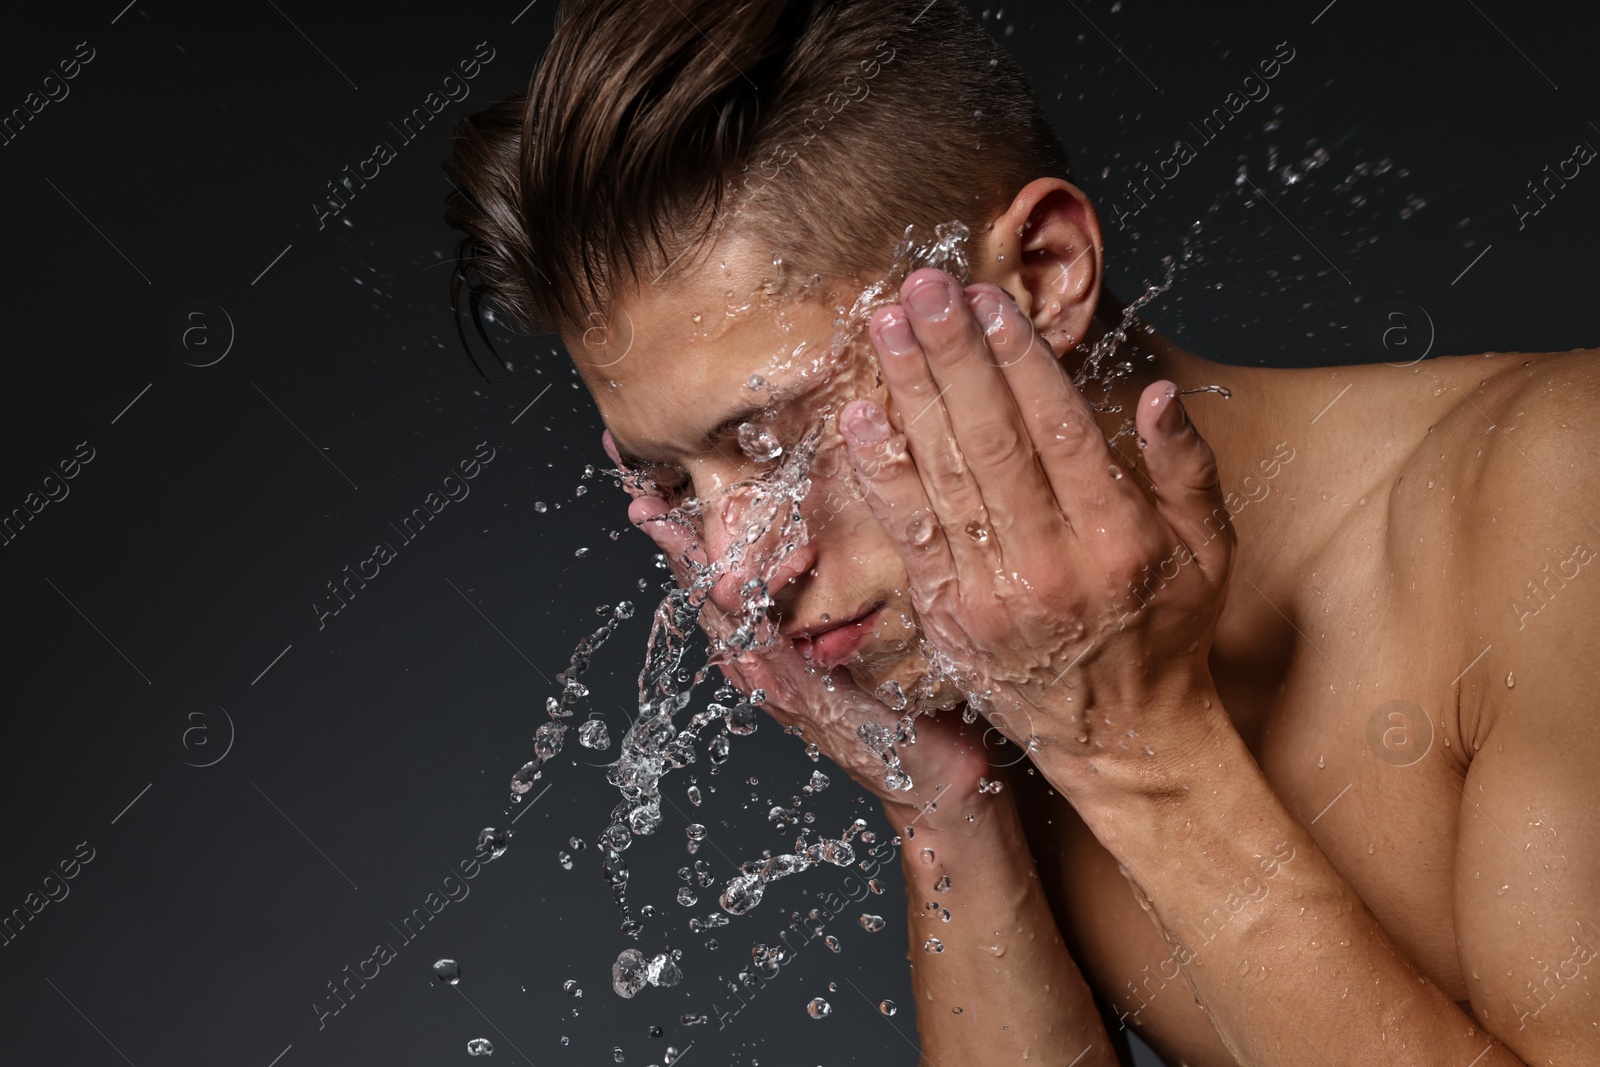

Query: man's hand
<box><xmin>839</xmin><ymin>268</ymin><xmax>1235</xmax><ymax>794</ymax></box>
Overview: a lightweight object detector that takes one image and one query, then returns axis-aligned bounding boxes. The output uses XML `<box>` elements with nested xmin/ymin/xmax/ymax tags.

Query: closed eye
<box><xmin>641</xmin><ymin>461</ymin><xmax>691</xmax><ymax>499</ymax></box>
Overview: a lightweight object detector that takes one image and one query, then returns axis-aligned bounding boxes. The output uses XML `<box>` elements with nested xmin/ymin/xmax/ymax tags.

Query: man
<box><xmin>443</xmin><ymin>1</ymin><xmax>1600</xmax><ymax>1063</ymax></box>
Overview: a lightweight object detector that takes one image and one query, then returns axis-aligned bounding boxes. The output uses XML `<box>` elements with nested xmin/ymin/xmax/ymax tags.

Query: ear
<box><xmin>972</xmin><ymin>177</ymin><xmax>1104</xmax><ymax>356</ymax></box>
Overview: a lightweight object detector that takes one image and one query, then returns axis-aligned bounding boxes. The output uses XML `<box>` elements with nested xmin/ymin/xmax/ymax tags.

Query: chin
<box><xmin>845</xmin><ymin>649</ymin><xmax>965</xmax><ymax>714</ymax></box>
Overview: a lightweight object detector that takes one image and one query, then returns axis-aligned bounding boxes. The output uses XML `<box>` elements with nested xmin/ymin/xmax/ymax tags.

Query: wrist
<box><xmin>880</xmin><ymin>775</ymin><xmax>1008</xmax><ymax>841</ymax></box>
<box><xmin>1034</xmin><ymin>679</ymin><xmax>1235</xmax><ymax>806</ymax></box>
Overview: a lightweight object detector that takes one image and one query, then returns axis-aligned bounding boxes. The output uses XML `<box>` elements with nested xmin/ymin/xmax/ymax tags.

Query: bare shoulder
<box><xmin>1450</xmin><ymin>348</ymin><xmax>1600</xmax><ymax>734</ymax></box>
<box><xmin>1460</xmin><ymin>347</ymin><xmax>1600</xmax><ymax>491</ymax></box>
<box><xmin>1439</xmin><ymin>349</ymin><xmax>1600</xmax><ymax>1064</ymax></box>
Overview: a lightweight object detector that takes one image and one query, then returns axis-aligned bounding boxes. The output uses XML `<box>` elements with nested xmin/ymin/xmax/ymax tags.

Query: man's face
<box><xmin>563</xmin><ymin>232</ymin><xmax>958</xmax><ymax>710</ymax></box>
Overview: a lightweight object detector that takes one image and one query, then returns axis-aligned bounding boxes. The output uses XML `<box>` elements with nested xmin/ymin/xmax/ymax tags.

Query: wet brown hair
<box><xmin>442</xmin><ymin>0</ymin><xmax>1071</xmax><ymax>371</ymax></box>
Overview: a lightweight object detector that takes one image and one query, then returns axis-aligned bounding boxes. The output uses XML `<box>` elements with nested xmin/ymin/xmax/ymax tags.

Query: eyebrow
<box><xmin>611</xmin><ymin>400</ymin><xmax>774</xmax><ymax>470</ymax></box>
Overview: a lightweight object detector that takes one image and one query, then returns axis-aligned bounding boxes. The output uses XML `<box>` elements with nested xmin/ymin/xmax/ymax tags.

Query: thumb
<box><xmin>1137</xmin><ymin>381</ymin><xmax>1232</xmax><ymax>581</ymax></box>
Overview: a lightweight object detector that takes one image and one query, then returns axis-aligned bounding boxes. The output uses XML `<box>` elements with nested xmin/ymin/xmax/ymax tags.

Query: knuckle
<box><xmin>962</xmin><ymin>419</ymin><xmax>1027</xmax><ymax>467</ymax></box>
<box><xmin>924</xmin><ymin>456</ymin><xmax>971</xmax><ymax>497</ymax></box>
<box><xmin>1037</xmin><ymin>405</ymin><xmax>1098</xmax><ymax>454</ymax></box>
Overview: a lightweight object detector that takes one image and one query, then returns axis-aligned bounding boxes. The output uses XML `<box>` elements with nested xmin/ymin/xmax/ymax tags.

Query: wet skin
<box><xmin>566</xmin><ymin>177</ymin><xmax>1600</xmax><ymax>1066</ymax></box>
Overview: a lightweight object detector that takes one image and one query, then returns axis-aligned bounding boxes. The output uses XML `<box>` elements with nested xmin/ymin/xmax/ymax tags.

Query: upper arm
<box><xmin>1455</xmin><ymin>364</ymin><xmax>1600</xmax><ymax>1062</ymax></box>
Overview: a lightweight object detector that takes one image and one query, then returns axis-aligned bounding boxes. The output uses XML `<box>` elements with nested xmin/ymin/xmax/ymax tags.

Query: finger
<box><xmin>868</xmin><ymin>300</ymin><xmax>992</xmax><ymax>582</ymax></box>
<box><xmin>1136</xmin><ymin>382</ymin><xmax>1233</xmax><ymax>582</ymax></box>
<box><xmin>629</xmin><ymin>494</ymin><xmax>710</xmax><ymax>590</ymax></box>
<box><xmin>894</xmin><ymin>270</ymin><xmax>1062</xmax><ymax>552</ymax></box>
<box><xmin>839</xmin><ymin>398</ymin><xmax>961</xmax><ymax>612</ymax></box>
<box><xmin>971</xmin><ymin>284</ymin><xmax>1151</xmax><ymax>536</ymax></box>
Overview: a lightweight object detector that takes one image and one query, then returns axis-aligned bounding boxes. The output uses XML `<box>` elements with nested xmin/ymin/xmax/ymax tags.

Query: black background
<box><xmin>1</xmin><ymin>2</ymin><xmax>1595</xmax><ymax>1066</ymax></box>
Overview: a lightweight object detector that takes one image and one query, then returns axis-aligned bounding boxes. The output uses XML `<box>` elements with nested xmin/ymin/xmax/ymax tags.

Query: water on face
<box><xmin>562</xmin><ymin>220</ymin><xmax>1212</xmax><ymax>946</ymax></box>
<box><xmin>496</xmin><ymin>222</ymin><xmax>1220</xmax><ymax>1037</ymax></box>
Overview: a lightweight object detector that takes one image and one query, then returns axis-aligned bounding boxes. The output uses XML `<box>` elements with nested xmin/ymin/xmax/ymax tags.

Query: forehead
<box><xmin>564</xmin><ymin>234</ymin><xmax>862</xmax><ymax>461</ymax></box>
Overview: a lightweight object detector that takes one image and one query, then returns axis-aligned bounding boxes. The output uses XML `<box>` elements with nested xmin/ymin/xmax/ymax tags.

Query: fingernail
<box><xmin>966</xmin><ymin>288</ymin><xmax>1005</xmax><ymax>331</ymax></box>
<box><xmin>843</xmin><ymin>401</ymin><xmax>891</xmax><ymax>445</ymax></box>
<box><xmin>877</xmin><ymin>309</ymin><xmax>918</xmax><ymax>355</ymax></box>
<box><xmin>1156</xmin><ymin>384</ymin><xmax>1187</xmax><ymax>434</ymax></box>
<box><xmin>906</xmin><ymin>275</ymin><xmax>953</xmax><ymax>319</ymax></box>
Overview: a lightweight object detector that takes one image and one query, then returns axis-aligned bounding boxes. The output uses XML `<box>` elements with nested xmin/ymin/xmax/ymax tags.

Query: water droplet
<box><xmin>534</xmin><ymin>501</ymin><xmax>548</xmax><ymax>513</ymax></box>
<box><xmin>723</xmin><ymin>700</ymin><xmax>759</xmax><ymax>736</ymax></box>
<box><xmin>807</xmin><ymin>996</ymin><xmax>832</xmax><ymax>1019</ymax></box>
<box><xmin>557</xmin><ymin>850</ymin><xmax>572</xmax><ymax>869</ymax></box>
<box><xmin>923</xmin><ymin>937</ymin><xmax>945</xmax><ymax>953</ymax></box>
<box><xmin>1505</xmin><ymin>671</ymin><xmax>1515</xmax><ymax>688</ymax></box>
<box><xmin>934</xmin><ymin>875</ymin><xmax>952</xmax><ymax>893</ymax></box>
<box><xmin>563</xmin><ymin>979</ymin><xmax>583</xmax><ymax>997</ymax></box>
<box><xmin>578</xmin><ymin>719</ymin><xmax>612</xmax><ymax>750</ymax></box>
<box><xmin>878</xmin><ymin>999</ymin><xmax>898</xmax><ymax>1017</ymax></box>
<box><xmin>612</xmin><ymin>949</ymin><xmax>649</xmax><ymax>998</ymax></box>
<box><xmin>466</xmin><ymin>1037</ymin><xmax>494</xmax><ymax>1056</ymax></box>
<box><xmin>477</xmin><ymin>827</ymin><xmax>511</xmax><ymax>860</ymax></box>
<box><xmin>737</xmin><ymin>422</ymin><xmax>784</xmax><ymax>462</ymax></box>
<box><xmin>920</xmin><ymin>847</ymin><xmax>935</xmax><ymax>865</ymax></box>
<box><xmin>432</xmin><ymin>958</ymin><xmax>461</xmax><ymax>985</ymax></box>
<box><xmin>1108</xmin><ymin>464</ymin><xmax>1124</xmax><ymax>480</ymax></box>
<box><xmin>1317</xmin><ymin>754</ymin><xmax>1326</xmax><ymax>769</ymax></box>
<box><xmin>824</xmin><ymin>934</ymin><xmax>841</xmax><ymax>952</ymax></box>
<box><xmin>509</xmin><ymin>762</ymin><xmax>539</xmax><ymax>795</ymax></box>
<box><xmin>858</xmin><ymin>913</ymin><xmax>886</xmax><ymax>932</ymax></box>
<box><xmin>964</xmin><ymin>520</ymin><xmax>991</xmax><ymax>543</ymax></box>
<box><xmin>676</xmin><ymin>886</ymin><xmax>698</xmax><ymax>907</ymax></box>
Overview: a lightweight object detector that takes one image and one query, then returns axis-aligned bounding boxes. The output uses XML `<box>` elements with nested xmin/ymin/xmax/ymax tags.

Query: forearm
<box><xmin>889</xmin><ymin>790</ymin><xmax>1118</xmax><ymax>1067</ymax></box>
<box><xmin>1065</xmin><ymin>699</ymin><xmax>1524</xmax><ymax>1067</ymax></box>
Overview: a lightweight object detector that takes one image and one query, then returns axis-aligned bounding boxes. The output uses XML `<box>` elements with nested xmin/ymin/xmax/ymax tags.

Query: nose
<box><xmin>701</xmin><ymin>486</ymin><xmax>817</xmax><ymax>618</ymax></box>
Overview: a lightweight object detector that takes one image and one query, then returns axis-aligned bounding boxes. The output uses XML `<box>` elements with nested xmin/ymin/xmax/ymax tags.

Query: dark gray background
<box><xmin>2</xmin><ymin>2</ymin><xmax>1595</xmax><ymax>1066</ymax></box>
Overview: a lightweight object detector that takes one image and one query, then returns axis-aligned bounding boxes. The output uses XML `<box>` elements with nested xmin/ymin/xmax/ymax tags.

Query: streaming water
<box><xmin>487</xmin><ymin>215</ymin><xmax>1243</xmax><ymax>1041</ymax></box>
<box><xmin>503</xmin><ymin>220</ymin><xmax>1218</xmax><ymax>967</ymax></box>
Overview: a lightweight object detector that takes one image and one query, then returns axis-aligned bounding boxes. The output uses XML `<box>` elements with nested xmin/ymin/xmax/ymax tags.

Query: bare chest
<box><xmin>1022</xmin><ymin>424</ymin><xmax>1489</xmax><ymax>1063</ymax></box>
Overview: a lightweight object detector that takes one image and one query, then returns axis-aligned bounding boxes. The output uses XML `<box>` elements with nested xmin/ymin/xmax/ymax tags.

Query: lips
<box><xmin>788</xmin><ymin>603</ymin><xmax>886</xmax><ymax>671</ymax></box>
